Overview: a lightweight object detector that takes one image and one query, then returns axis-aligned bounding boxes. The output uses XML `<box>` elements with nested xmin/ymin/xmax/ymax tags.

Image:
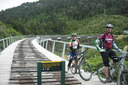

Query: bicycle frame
<box><xmin>109</xmin><ymin>52</ymin><xmax>127</xmax><ymax>84</ymax></box>
<box><xmin>117</xmin><ymin>53</ymin><xmax>128</xmax><ymax>85</ymax></box>
<box><xmin>70</xmin><ymin>50</ymin><xmax>86</xmax><ymax>74</ymax></box>
<box><xmin>78</xmin><ymin>51</ymin><xmax>86</xmax><ymax>63</ymax></box>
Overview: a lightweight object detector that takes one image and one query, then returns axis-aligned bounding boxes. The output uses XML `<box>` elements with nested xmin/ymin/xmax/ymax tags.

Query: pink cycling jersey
<box><xmin>98</xmin><ymin>32</ymin><xmax>113</xmax><ymax>49</ymax></box>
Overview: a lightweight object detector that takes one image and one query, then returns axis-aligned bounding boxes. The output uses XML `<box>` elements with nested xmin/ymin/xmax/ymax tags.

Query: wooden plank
<box><xmin>9</xmin><ymin>38</ymin><xmax>81</xmax><ymax>85</ymax></box>
<box><xmin>9</xmin><ymin>78</ymin><xmax>81</xmax><ymax>84</ymax></box>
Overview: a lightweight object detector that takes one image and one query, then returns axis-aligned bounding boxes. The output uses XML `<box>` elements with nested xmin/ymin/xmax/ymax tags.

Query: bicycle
<box><xmin>119</xmin><ymin>70</ymin><xmax>128</xmax><ymax>85</ymax></box>
<box><xmin>70</xmin><ymin>50</ymin><xmax>92</xmax><ymax>81</ymax></box>
<box><xmin>97</xmin><ymin>51</ymin><xmax>128</xmax><ymax>85</ymax></box>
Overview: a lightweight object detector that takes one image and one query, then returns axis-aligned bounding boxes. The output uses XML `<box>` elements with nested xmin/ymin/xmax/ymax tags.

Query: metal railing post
<box><xmin>3</xmin><ymin>39</ymin><xmax>5</xmax><ymax>49</ymax></box>
<box><xmin>62</xmin><ymin>43</ymin><xmax>66</xmax><ymax>57</ymax></box>
<box><xmin>10</xmin><ymin>37</ymin><xmax>12</xmax><ymax>44</ymax></box>
<box><xmin>6</xmin><ymin>38</ymin><xmax>8</xmax><ymax>47</ymax></box>
<box><xmin>42</xmin><ymin>41</ymin><xmax>44</xmax><ymax>47</ymax></box>
<box><xmin>9</xmin><ymin>37</ymin><xmax>11</xmax><ymax>45</ymax></box>
<box><xmin>12</xmin><ymin>38</ymin><xmax>14</xmax><ymax>43</ymax></box>
<box><xmin>52</xmin><ymin>41</ymin><xmax>55</xmax><ymax>53</ymax></box>
<box><xmin>46</xmin><ymin>40</ymin><xmax>48</xmax><ymax>50</ymax></box>
<box><xmin>81</xmin><ymin>46</ymin><xmax>85</xmax><ymax>52</ymax></box>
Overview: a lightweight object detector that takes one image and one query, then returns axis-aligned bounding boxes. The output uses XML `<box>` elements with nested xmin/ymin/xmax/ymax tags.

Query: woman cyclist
<box><xmin>67</xmin><ymin>33</ymin><xmax>80</xmax><ymax>72</ymax></box>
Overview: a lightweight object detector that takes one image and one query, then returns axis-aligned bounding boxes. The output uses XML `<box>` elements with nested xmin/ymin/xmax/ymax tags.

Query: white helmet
<box><xmin>71</xmin><ymin>33</ymin><xmax>77</xmax><ymax>37</ymax></box>
<box><xmin>106</xmin><ymin>24</ymin><xmax>113</xmax><ymax>28</ymax></box>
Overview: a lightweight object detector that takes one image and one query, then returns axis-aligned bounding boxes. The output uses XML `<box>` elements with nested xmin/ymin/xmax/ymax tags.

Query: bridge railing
<box><xmin>0</xmin><ymin>36</ymin><xmax>26</xmax><ymax>53</ymax></box>
<box><xmin>36</xmin><ymin>36</ymin><xmax>128</xmax><ymax>75</ymax></box>
<box><xmin>36</xmin><ymin>36</ymin><xmax>96</xmax><ymax>58</ymax></box>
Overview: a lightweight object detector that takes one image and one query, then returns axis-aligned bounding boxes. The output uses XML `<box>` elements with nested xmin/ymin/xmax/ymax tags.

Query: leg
<box><xmin>67</xmin><ymin>52</ymin><xmax>73</xmax><ymax>71</ymax></box>
<box><xmin>101</xmin><ymin>52</ymin><xmax>110</xmax><ymax>78</ymax></box>
<box><xmin>104</xmin><ymin>66</ymin><xmax>109</xmax><ymax>78</ymax></box>
<box><xmin>109</xmin><ymin>49</ymin><xmax>118</xmax><ymax>64</ymax></box>
<box><xmin>68</xmin><ymin>59</ymin><xmax>72</xmax><ymax>71</ymax></box>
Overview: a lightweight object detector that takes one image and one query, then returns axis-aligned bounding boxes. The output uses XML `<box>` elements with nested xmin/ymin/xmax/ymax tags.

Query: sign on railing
<box><xmin>37</xmin><ymin>61</ymin><xmax>65</xmax><ymax>85</ymax></box>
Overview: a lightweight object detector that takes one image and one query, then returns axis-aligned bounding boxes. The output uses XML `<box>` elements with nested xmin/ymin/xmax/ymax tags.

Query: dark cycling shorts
<box><xmin>68</xmin><ymin>52</ymin><xmax>78</xmax><ymax>67</ymax></box>
<box><xmin>101</xmin><ymin>49</ymin><xmax>117</xmax><ymax>67</ymax></box>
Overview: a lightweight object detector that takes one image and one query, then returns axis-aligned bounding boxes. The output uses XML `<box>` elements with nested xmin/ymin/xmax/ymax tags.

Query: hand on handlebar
<box><xmin>99</xmin><ymin>48</ymin><xmax>106</xmax><ymax>52</ymax></box>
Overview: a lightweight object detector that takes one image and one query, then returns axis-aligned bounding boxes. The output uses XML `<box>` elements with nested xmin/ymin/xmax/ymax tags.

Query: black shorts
<box><xmin>68</xmin><ymin>51</ymin><xmax>78</xmax><ymax>67</ymax></box>
<box><xmin>100</xmin><ymin>49</ymin><xmax>117</xmax><ymax>67</ymax></box>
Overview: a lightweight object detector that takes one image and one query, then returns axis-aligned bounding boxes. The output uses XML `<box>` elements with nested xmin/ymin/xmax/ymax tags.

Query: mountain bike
<box><xmin>97</xmin><ymin>51</ymin><xmax>128</xmax><ymax>85</ymax></box>
<box><xmin>70</xmin><ymin>50</ymin><xmax>92</xmax><ymax>81</ymax></box>
<box><xmin>119</xmin><ymin>70</ymin><xmax>128</xmax><ymax>85</ymax></box>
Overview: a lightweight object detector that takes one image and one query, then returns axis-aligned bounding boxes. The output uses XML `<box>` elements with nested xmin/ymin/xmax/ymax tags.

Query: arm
<box><xmin>95</xmin><ymin>37</ymin><xmax>105</xmax><ymax>52</ymax></box>
<box><xmin>77</xmin><ymin>40</ymin><xmax>80</xmax><ymax>50</ymax></box>
<box><xmin>69</xmin><ymin>40</ymin><xmax>75</xmax><ymax>53</ymax></box>
<box><xmin>95</xmin><ymin>38</ymin><xmax>101</xmax><ymax>51</ymax></box>
<box><xmin>112</xmin><ymin>41</ymin><xmax>119</xmax><ymax>49</ymax></box>
<box><xmin>112</xmin><ymin>41</ymin><xmax>121</xmax><ymax>52</ymax></box>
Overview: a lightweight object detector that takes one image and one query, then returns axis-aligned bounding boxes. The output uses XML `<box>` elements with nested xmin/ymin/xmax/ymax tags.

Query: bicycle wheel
<box><xmin>78</xmin><ymin>61</ymin><xmax>92</xmax><ymax>81</ymax></box>
<box><xmin>70</xmin><ymin>64</ymin><xmax>77</xmax><ymax>74</ymax></box>
<box><xmin>97</xmin><ymin>62</ymin><xmax>107</xmax><ymax>83</ymax></box>
<box><xmin>119</xmin><ymin>70</ymin><xmax>128</xmax><ymax>85</ymax></box>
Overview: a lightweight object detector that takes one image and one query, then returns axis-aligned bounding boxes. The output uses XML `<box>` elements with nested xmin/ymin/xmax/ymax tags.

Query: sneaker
<box><xmin>105</xmin><ymin>77</ymin><xmax>112</xmax><ymax>83</ymax></box>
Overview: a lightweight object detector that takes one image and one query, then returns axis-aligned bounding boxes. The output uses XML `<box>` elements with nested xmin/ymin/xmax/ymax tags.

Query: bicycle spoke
<box><xmin>79</xmin><ymin>62</ymin><xmax>92</xmax><ymax>81</ymax></box>
<box><xmin>120</xmin><ymin>70</ymin><xmax>128</xmax><ymax>85</ymax></box>
<box><xmin>97</xmin><ymin>63</ymin><xmax>107</xmax><ymax>83</ymax></box>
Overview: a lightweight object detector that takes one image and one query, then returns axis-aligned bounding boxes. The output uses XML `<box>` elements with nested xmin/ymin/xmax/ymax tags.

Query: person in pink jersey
<box><xmin>95</xmin><ymin>24</ymin><xmax>121</xmax><ymax>83</ymax></box>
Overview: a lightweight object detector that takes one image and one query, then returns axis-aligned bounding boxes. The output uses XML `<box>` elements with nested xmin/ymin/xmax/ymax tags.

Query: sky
<box><xmin>0</xmin><ymin>0</ymin><xmax>39</xmax><ymax>11</ymax></box>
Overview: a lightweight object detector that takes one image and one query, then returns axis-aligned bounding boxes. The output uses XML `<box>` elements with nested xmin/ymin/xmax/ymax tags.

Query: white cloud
<box><xmin>0</xmin><ymin>0</ymin><xmax>39</xmax><ymax>11</ymax></box>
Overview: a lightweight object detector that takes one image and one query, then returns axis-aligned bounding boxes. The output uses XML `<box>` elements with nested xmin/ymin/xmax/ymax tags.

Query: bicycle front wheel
<box><xmin>78</xmin><ymin>62</ymin><xmax>92</xmax><ymax>81</ymax></box>
<box><xmin>118</xmin><ymin>70</ymin><xmax>128</xmax><ymax>85</ymax></box>
<box><xmin>97</xmin><ymin>62</ymin><xmax>107</xmax><ymax>83</ymax></box>
<box><xmin>70</xmin><ymin>64</ymin><xmax>77</xmax><ymax>74</ymax></box>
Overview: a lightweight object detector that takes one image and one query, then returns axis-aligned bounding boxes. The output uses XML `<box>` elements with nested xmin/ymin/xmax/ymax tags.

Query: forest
<box><xmin>0</xmin><ymin>0</ymin><xmax>128</xmax><ymax>38</ymax></box>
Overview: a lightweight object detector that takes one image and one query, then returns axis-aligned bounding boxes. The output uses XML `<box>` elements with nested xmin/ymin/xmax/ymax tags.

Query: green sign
<box><xmin>37</xmin><ymin>61</ymin><xmax>65</xmax><ymax>85</ymax></box>
<box><xmin>41</xmin><ymin>61</ymin><xmax>61</xmax><ymax>71</ymax></box>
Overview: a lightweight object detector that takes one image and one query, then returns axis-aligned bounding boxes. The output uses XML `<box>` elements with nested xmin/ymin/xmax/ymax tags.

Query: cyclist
<box><xmin>67</xmin><ymin>33</ymin><xmax>80</xmax><ymax>72</ymax></box>
<box><xmin>95</xmin><ymin>24</ymin><xmax>121</xmax><ymax>83</ymax></box>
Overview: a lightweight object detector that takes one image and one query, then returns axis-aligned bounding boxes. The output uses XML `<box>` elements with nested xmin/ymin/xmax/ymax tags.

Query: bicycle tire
<box><xmin>70</xmin><ymin>64</ymin><xmax>77</xmax><ymax>74</ymax></box>
<box><xmin>97</xmin><ymin>62</ymin><xmax>107</xmax><ymax>83</ymax></box>
<box><xmin>78</xmin><ymin>61</ymin><xmax>92</xmax><ymax>81</ymax></box>
<box><xmin>118</xmin><ymin>70</ymin><xmax>128</xmax><ymax>85</ymax></box>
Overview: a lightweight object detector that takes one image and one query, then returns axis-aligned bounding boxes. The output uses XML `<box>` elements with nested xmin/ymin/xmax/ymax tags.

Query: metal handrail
<box><xmin>36</xmin><ymin>36</ymin><xmax>96</xmax><ymax>58</ymax></box>
<box><xmin>0</xmin><ymin>35</ymin><xmax>26</xmax><ymax>53</ymax></box>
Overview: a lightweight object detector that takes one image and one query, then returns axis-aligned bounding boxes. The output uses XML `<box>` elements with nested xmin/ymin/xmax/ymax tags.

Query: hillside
<box><xmin>0</xmin><ymin>0</ymin><xmax>127</xmax><ymax>36</ymax></box>
<box><xmin>0</xmin><ymin>22</ymin><xmax>21</xmax><ymax>39</ymax></box>
<box><xmin>66</xmin><ymin>14</ymin><xmax>128</xmax><ymax>35</ymax></box>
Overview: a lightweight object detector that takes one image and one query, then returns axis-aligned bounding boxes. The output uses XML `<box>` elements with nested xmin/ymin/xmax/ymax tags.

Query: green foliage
<box><xmin>114</xmin><ymin>36</ymin><xmax>128</xmax><ymax>49</ymax></box>
<box><xmin>71</xmin><ymin>15</ymin><xmax>128</xmax><ymax>35</ymax></box>
<box><xmin>0</xmin><ymin>0</ymin><xmax>127</xmax><ymax>35</ymax></box>
<box><xmin>85</xmin><ymin>49</ymin><xmax>102</xmax><ymax>72</ymax></box>
<box><xmin>0</xmin><ymin>22</ymin><xmax>21</xmax><ymax>39</ymax></box>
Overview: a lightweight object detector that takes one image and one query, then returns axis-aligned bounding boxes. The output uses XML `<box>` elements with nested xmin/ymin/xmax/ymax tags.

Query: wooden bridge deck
<box><xmin>9</xmin><ymin>38</ymin><xmax>81</xmax><ymax>85</ymax></box>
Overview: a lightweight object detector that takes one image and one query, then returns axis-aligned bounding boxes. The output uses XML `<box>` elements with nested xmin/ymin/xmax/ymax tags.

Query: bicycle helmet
<box><xmin>72</xmin><ymin>33</ymin><xmax>77</xmax><ymax>37</ymax></box>
<box><xmin>106</xmin><ymin>24</ymin><xmax>113</xmax><ymax>28</ymax></box>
